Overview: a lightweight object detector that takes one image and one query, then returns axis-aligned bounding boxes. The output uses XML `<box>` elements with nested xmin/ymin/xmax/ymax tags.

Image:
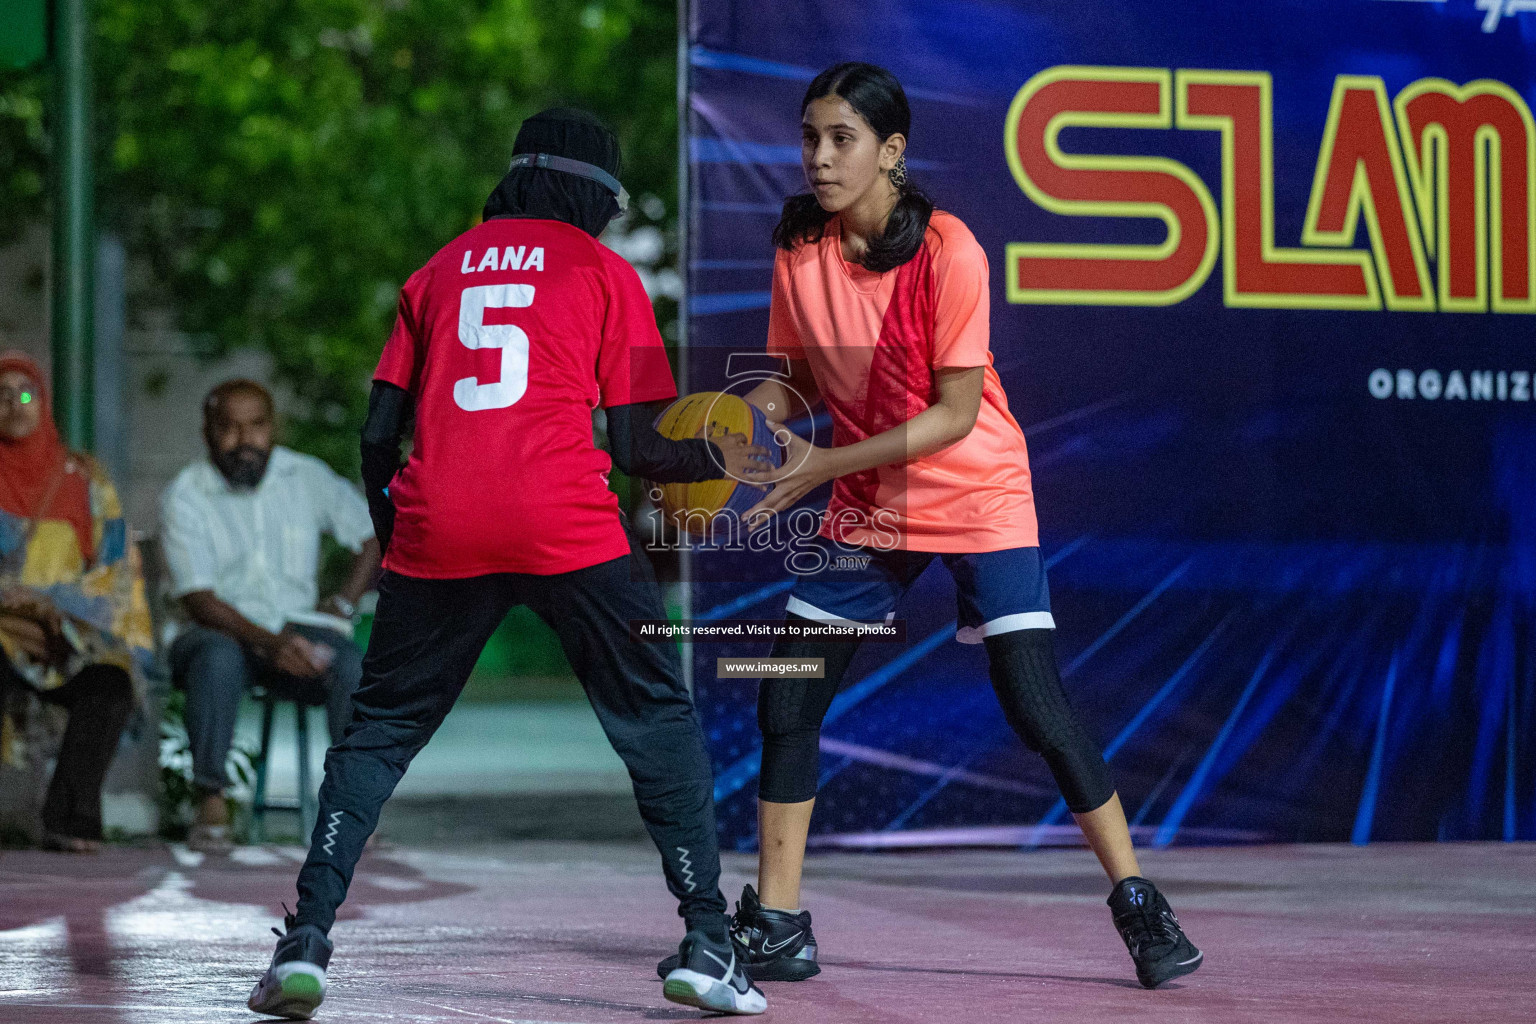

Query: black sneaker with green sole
<box><xmin>247</xmin><ymin>909</ymin><xmax>332</xmax><ymax>1020</ymax></box>
<box><xmin>661</xmin><ymin>929</ymin><xmax>768</xmax><ymax>1015</ymax></box>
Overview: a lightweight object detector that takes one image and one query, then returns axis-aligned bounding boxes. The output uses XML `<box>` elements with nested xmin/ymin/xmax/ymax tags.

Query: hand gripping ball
<box><xmin>651</xmin><ymin>391</ymin><xmax>783</xmax><ymax>537</ymax></box>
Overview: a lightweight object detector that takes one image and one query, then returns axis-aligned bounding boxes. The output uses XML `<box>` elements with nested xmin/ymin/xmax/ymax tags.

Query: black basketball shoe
<box><xmin>661</xmin><ymin>929</ymin><xmax>768</xmax><ymax>1015</ymax></box>
<box><xmin>1107</xmin><ymin>876</ymin><xmax>1203</xmax><ymax>989</ymax></box>
<box><xmin>656</xmin><ymin>884</ymin><xmax>821</xmax><ymax>982</ymax></box>
<box><xmin>247</xmin><ymin>907</ymin><xmax>332</xmax><ymax>1020</ymax></box>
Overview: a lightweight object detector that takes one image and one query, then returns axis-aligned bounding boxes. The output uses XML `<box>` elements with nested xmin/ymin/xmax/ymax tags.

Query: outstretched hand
<box><xmin>743</xmin><ymin>421</ymin><xmax>841</xmax><ymax>531</ymax></box>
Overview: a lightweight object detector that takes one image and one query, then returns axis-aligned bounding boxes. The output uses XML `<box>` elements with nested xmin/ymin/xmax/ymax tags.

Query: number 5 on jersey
<box><xmin>455</xmin><ymin>283</ymin><xmax>534</xmax><ymax>411</ymax></box>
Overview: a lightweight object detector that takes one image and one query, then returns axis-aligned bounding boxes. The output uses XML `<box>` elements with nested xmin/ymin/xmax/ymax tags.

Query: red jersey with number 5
<box><xmin>373</xmin><ymin>217</ymin><xmax>677</xmax><ymax>577</ymax></box>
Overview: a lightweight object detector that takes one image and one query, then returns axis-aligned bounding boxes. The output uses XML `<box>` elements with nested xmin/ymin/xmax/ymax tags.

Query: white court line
<box><xmin>366</xmin><ymin>875</ymin><xmax>426</xmax><ymax>891</ymax></box>
<box><xmin>167</xmin><ymin>844</ymin><xmax>204</xmax><ymax>868</ymax></box>
<box><xmin>228</xmin><ymin>846</ymin><xmax>287</xmax><ymax>867</ymax></box>
<box><xmin>399</xmin><ymin>998</ymin><xmax>598</xmax><ymax>1024</ymax></box>
<box><xmin>0</xmin><ymin>999</ymin><xmax>585</xmax><ymax>1024</ymax></box>
<box><xmin>0</xmin><ymin>1005</ymin><xmax>250</xmax><ymax>1014</ymax></box>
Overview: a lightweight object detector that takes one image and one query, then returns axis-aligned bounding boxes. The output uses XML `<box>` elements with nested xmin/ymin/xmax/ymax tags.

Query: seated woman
<box><xmin>0</xmin><ymin>352</ymin><xmax>152</xmax><ymax>852</ymax></box>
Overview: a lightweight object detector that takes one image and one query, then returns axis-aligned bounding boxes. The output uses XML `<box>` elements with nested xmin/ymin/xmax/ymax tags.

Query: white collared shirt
<box><xmin>159</xmin><ymin>445</ymin><xmax>374</xmax><ymax>639</ymax></box>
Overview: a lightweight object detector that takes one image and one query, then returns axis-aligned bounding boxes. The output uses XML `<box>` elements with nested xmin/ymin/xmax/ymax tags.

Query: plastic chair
<box><xmin>249</xmin><ymin>688</ymin><xmax>319</xmax><ymax>844</ymax></box>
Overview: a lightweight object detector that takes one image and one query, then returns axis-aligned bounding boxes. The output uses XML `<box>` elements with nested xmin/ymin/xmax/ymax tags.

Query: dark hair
<box><xmin>772</xmin><ymin>62</ymin><xmax>934</xmax><ymax>273</ymax></box>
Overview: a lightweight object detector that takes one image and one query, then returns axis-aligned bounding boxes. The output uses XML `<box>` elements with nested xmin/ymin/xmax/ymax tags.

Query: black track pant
<box><xmin>292</xmin><ymin>535</ymin><xmax>728</xmax><ymax>938</ymax></box>
<box><xmin>758</xmin><ymin>616</ymin><xmax>1115</xmax><ymax>814</ymax></box>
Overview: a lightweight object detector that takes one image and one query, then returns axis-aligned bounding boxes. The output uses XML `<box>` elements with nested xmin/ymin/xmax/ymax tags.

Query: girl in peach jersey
<box><xmin>665</xmin><ymin>61</ymin><xmax>1202</xmax><ymax>992</ymax></box>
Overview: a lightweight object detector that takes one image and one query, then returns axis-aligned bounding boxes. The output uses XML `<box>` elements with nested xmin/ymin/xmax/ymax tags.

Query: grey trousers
<box><xmin>169</xmin><ymin>623</ymin><xmax>363</xmax><ymax>793</ymax></box>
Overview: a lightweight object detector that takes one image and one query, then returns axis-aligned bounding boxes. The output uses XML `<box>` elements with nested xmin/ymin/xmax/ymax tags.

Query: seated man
<box><xmin>160</xmin><ymin>379</ymin><xmax>379</xmax><ymax>852</ymax></box>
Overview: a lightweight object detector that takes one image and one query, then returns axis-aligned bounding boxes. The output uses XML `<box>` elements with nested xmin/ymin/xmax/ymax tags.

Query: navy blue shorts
<box><xmin>784</xmin><ymin>538</ymin><xmax>1055</xmax><ymax>644</ymax></box>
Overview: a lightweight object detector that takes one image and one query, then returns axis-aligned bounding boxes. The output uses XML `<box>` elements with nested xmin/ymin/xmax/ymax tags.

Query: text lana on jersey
<box><xmin>461</xmin><ymin>246</ymin><xmax>546</xmax><ymax>274</ymax></box>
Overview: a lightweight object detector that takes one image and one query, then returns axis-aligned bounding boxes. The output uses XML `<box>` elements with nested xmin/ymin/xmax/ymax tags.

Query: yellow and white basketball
<box><xmin>651</xmin><ymin>391</ymin><xmax>782</xmax><ymax>537</ymax></box>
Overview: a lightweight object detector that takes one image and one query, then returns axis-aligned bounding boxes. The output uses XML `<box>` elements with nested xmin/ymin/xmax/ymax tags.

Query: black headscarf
<box><xmin>483</xmin><ymin>107</ymin><xmax>623</xmax><ymax>237</ymax></box>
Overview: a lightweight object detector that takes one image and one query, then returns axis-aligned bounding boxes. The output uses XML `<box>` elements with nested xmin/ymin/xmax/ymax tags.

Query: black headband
<box><xmin>508</xmin><ymin>152</ymin><xmax>629</xmax><ymax>212</ymax></box>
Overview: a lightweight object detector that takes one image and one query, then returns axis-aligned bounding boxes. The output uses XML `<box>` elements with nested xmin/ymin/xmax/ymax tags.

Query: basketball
<box><xmin>651</xmin><ymin>391</ymin><xmax>783</xmax><ymax>536</ymax></box>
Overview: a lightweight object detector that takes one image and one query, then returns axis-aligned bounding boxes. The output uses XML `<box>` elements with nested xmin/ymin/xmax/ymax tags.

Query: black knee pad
<box><xmin>984</xmin><ymin>628</ymin><xmax>1115</xmax><ymax>814</ymax></box>
<box><xmin>756</xmin><ymin>615</ymin><xmax>861</xmax><ymax>804</ymax></box>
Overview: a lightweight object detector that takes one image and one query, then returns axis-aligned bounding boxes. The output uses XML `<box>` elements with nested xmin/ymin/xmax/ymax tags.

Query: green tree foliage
<box><xmin>0</xmin><ymin>0</ymin><xmax>677</xmax><ymax>471</ymax></box>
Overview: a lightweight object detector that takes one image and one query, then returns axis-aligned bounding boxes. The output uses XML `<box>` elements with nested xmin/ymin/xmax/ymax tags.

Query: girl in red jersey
<box><xmin>248</xmin><ymin>109</ymin><xmax>770</xmax><ymax>1019</ymax></box>
<box><xmin>665</xmin><ymin>63</ymin><xmax>1203</xmax><ymax>991</ymax></box>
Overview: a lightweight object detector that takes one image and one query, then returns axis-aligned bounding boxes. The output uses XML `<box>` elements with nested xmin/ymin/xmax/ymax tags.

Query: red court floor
<box><xmin>2</xmin><ymin>840</ymin><xmax>1532</xmax><ymax>1023</ymax></box>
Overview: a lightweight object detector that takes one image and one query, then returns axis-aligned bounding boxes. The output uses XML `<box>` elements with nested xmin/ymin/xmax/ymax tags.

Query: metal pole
<box><xmin>94</xmin><ymin>234</ymin><xmax>126</xmax><ymax>478</ymax></box>
<box><xmin>675</xmin><ymin>0</ymin><xmax>692</xmax><ymax>402</ymax></box>
<box><xmin>51</xmin><ymin>0</ymin><xmax>95</xmax><ymax>449</ymax></box>
<box><xmin>675</xmin><ymin>0</ymin><xmax>694</xmax><ymax>692</ymax></box>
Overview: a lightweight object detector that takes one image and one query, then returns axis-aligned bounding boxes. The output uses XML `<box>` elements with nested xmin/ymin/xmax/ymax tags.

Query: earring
<box><xmin>889</xmin><ymin>154</ymin><xmax>908</xmax><ymax>188</ymax></box>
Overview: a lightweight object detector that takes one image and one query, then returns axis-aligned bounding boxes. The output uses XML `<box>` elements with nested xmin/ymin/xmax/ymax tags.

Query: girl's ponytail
<box><xmin>859</xmin><ymin>181</ymin><xmax>933</xmax><ymax>273</ymax></box>
<box><xmin>772</xmin><ymin>193</ymin><xmax>835</xmax><ymax>251</ymax></box>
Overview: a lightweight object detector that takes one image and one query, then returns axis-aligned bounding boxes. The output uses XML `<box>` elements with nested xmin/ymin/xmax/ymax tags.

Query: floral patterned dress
<box><xmin>0</xmin><ymin>454</ymin><xmax>153</xmax><ymax>772</ymax></box>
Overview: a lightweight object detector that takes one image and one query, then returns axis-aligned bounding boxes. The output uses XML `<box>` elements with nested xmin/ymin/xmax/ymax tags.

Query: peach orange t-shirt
<box><xmin>766</xmin><ymin>210</ymin><xmax>1038</xmax><ymax>552</ymax></box>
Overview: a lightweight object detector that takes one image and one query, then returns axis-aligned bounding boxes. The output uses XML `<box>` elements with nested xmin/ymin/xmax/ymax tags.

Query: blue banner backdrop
<box><xmin>680</xmin><ymin>0</ymin><xmax>1536</xmax><ymax>849</ymax></box>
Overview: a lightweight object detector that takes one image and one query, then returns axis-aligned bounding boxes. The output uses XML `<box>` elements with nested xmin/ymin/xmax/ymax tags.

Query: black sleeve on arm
<box><xmin>606</xmin><ymin>401</ymin><xmax>726</xmax><ymax>484</ymax></box>
<box><xmin>360</xmin><ymin>380</ymin><xmax>413</xmax><ymax>554</ymax></box>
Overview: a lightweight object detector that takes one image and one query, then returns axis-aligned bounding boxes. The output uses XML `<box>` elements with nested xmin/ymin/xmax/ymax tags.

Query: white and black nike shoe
<box><xmin>1108</xmin><ymin>877</ymin><xmax>1203</xmax><ymax>989</ymax></box>
<box><xmin>248</xmin><ymin>907</ymin><xmax>332</xmax><ymax>1020</ymax></box>
<box><xmin>656</xmin><ymin>884</ymin><xmax>821</xmax><ymax>982</ymax></box>
<box><xmin>661</xmin><ymin>929</ymin><xmax>768</xmax><ymax>1015</ymax></box>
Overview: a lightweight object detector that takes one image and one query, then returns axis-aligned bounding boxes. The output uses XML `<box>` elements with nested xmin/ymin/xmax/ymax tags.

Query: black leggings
<box><xmin>757</xmin><ymin>616</ymin><xmax>1115</xmax><ymax>814</ymax></box>
<box><xmin>293</xmin><ymin>533</ymin><xmax>728</xmax><ymax>937</ymax></box>
<box><xmin>4</xmin><ymin>663</ymin><xmax>135</xmax><ymax>841</ymax></box>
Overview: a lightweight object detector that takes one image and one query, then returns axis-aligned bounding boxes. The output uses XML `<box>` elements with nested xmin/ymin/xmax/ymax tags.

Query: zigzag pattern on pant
<box><xmin>675</xmin><ymin>846</ymin><xmax>696</xmax><ymax>891</ymax></box>
<box><xmin>321</xmin><ymin>812</ymin><xmax>344</xmax><ymax>856</ymax></box>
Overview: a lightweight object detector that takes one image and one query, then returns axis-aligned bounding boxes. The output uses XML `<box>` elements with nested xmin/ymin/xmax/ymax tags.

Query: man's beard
<box><xmin>214</xmin><ymin>445</ymin><xmax>271</xmax><ymax>489</ymax></box>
